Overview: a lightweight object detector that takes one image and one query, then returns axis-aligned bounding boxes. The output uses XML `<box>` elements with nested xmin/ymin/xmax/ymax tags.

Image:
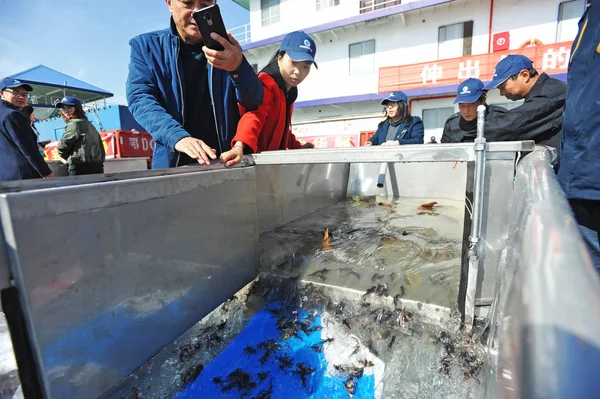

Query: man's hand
<box><xmin>381</xmin><ymin>140</ymin><xmax>400</xmax><ymax>147</ymax></box>
<box><xmin>175</xmin><ymin>137</ymin><xmax>217</xmax><ymax>165</ymax></box>
<box><xmin>301</xmin><ymin>142</ymin><xmax>315</xmax><ymax>149</ymax></box>
<box><xmin>203</xmin><ymin>33</ymin><xmax>243</xmax><ymax>72</ymax></box>
<box><xmin>44</xmin><ymin>173</ymin><xmax>53</xmax><ymax>179</ymax></box>
<box><xmin>364</xmin><ymin>141</ymin><xmax>373</xmax><ymax>147</ymax></box>
<box><xmin>220</xmin><ymin>142</ymin><xmax>244</xmax><ymax>167</ymax></box>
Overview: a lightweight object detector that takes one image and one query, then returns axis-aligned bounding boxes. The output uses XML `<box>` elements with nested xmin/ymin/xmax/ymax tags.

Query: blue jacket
<box><xmin>369</xmin><ymin>117</ymin><xmax>424</xmax><ymax>145</ymax></box>
<box><xmin>126</xmin><ymin>20</ymin><xmax>263</xmax><ymax>169</ymax></box>
<box><xmin>558</xmin><ymin>4</ymin><xmax>600</xmax><ymax>200</ymax></box>
<box><xmin>0</xmin><ymin>100</ymin><xmax>51</xmax><ymax>181</ymax></box>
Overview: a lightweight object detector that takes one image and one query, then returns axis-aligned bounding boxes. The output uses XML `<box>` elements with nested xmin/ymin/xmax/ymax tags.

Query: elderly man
<box><xmin>0</xmin><ymin>78</ymin><xmax>52</xmax><ymax>181</ymax></box>
<box><xmin>559</xmin><ymin>2</ymin><xmax>600</xmax><ymax>274</ymax></box>
<box><xmin>441</xmin><ymin>78</ymin><xmax>507</xmax><ymax>143</ymax></box>
<box><xmin>126</xmin><ymin>0</ymin><xmax>263</xmax><ymax>169</ymax></box>
<box><xmin>484</xmin><ymin>55</ymin><xmax>566</xmax><ymax>151</ymax></box>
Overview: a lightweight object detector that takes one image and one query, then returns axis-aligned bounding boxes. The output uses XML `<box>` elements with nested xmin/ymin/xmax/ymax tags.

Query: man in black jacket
<box><xmin>0</xmin><ymin>78</ymin><xmax>52</xmax><ymax>181</ymax></box>
<box><xmin>441</xmin><ymin>78</ymin><xmax>507</xmax><ymax>143</ymax></box>
<box><xmin>484</xmin><ymin>55</ymin><xmax>566</xmax><ymax>151</ymax></box>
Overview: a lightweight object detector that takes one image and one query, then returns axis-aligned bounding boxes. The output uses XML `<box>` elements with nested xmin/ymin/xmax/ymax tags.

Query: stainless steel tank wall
<box><xmin>254</xmin><ymin>163</ymin><xmax>350</xmax><ymax>233</ymax></box>
<box><xmin>484</xmin><ymin>147</ymin><xmax>600</xmax><ymax>399</ymax></box>
<box><xmin>0</xmin><ymin>167</ymin><xmax>260</xmax><ymax>398</ymax></box>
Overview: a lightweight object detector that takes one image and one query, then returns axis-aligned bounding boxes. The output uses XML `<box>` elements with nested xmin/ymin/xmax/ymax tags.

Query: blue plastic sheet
<box><xmin>175</xmin><ymin>303</ymin><xmax>376</xmax><ymax>398</ymax></box>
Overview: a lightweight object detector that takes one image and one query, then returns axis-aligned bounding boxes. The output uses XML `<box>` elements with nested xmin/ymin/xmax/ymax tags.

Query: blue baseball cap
<box><xmin>280</xmin><ymin>31</ymin><xmax>318</xmax><ymax>68</ymax></box>
<box><xmin>1</xmin><ymin>78</ymin><xmax>33</xmax><ymax>92</ymax></box>
<box><xmin>381</xmin><ymin>91</ymin><xmax>408</xmax><ymax>105</ymax></box>
<box><xmin>454</xmin><ymin>78</ymin><xmax>486</xmax><ymax>104</ymax></box>
<box><xmin>486</xmin><ymin>55</ymin><xmax>533</xmax><ymax>89</ymax></box>
<box><xmin>55</xmin><ymin>96</ymin><xmax>82</xmax><ymax>109</ymax></box>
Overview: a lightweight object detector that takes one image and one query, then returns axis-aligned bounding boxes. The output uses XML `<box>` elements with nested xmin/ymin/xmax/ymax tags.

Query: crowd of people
<box><xmin>0</xmin><ymin>0</ymin><xmax>597</xmax><ymax>269</ymax></box>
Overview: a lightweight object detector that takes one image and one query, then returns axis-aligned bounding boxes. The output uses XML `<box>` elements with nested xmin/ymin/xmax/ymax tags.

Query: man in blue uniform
<box><xmin>441</xmin><ymin>78</ymin><xmax>507</xmax><ymax>143</ymax></box>
<box><xmin>558</xmin><ymin>2</ymin><xmax>600</xmax><ymax>274</ymax></box>
<box><xmin>0</xmin><ymin>78</ymin><xmax>52</xmax><ymax>181</ymax></box>
<box><xmin>484</xmin><ymin>55</ymin><xmax>566</xmax><ymax>152</ymax></box>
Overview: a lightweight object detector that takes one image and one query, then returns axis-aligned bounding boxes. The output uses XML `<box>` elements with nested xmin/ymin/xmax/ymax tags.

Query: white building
<box><xmin>231</xmin><ymin>0</ymin><xmax>587</xmax><ymax>145</ymax></box>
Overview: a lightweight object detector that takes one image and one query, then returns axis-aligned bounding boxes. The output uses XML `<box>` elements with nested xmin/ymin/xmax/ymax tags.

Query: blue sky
<box><xmin>0</xmin><ymin>0</ymin><xmax>249</xmax><ymax>105</ymax></box>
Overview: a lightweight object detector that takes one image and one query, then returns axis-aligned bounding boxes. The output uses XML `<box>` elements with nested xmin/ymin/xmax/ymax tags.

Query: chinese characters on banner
<box><xmin>379</xmin><ymin>41</ymin><xmax>573</xmax><ymax>93</ymax></box>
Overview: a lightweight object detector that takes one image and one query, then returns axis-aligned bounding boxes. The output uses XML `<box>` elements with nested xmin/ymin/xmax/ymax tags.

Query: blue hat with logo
<box><xmin>381</xmin><ymin>91</ymin><xmax>408</xmax><ymax>105</ymax></box>
<box><xmin>485</xmin><ymin>55</ymin><xmax>533</xmax><ymax>89</ymax></box>
<box><xmin>280</xmin><ymin>31</ymin><xmax>318</xmax><ymax>68</ymax></box>
<box><xmin>1</xmin><ymin>78</ymin><xmax>33</xmax><ymax>92</ymax></box>
<box><xmin>55</xmin><ymin>96</ymin><xmax>82</xmax><ymax>109</ymax></box>
<box><xmin>454</xmin><ymin>78</ymin><xmax>486</xmax><ymax>104</ymax></box>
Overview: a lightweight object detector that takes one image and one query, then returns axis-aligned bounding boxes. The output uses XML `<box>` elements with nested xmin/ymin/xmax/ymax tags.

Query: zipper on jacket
<box><xmin>175</xmin><ymin>39</ymin><xmax>184</xmax><ymax>167</ymax></box>
<box><xmin>209</xmin><ymin>66</ymin><xmax>223</xmax><ymax>155</ymax></box>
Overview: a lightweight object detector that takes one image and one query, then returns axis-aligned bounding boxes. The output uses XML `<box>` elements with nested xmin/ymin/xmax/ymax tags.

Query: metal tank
<box><xmin>0</xmin><ymin>140</ymin><xmax>598</xmax><ymax>398</ymax></box>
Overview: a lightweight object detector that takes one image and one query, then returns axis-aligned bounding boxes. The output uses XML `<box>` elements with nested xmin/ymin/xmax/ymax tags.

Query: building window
<box><xmin>438</xmin><ymin>21</ymin><xmax>473</xmax><ymax>60</ymax></box>
<box><xmin>422</xmin><ymin>107</ymin><xmax>454</xmax><ymax>142</ymax></box>
<box><xmin>349</xmin><ymin>40</ymin><xmax>376</xmax><ymax>75</ymax></box>
<box><xmin>261</xmin><ymin>0</ymin><xmax>280</xmax><ymax>26</ymax></box>
<box><xmin>557</xmin><ymin>0</ymin><xmax>586</xmax><ymax>42</ymax></box>
<box><xmin>359</xmin><ymin>0</ymin><xmax>401</xmax><ymax>14</ymax></box>
<box><xmin>316</xmin><ymin>0</ymin><xmax>340</xmax><ymax>11</ymax></box>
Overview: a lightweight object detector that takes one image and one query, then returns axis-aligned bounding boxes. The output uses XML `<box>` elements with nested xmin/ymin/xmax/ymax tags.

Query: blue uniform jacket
<box><xmin>0</xmin><ymin>100</ymin><xmax>51</xmax><ymax>181</ymax></box>
<box><xmin>558</xmin><ymin>4</ymin><xmax>600</xmax><ymax>200</ymax></box>
<box><xmin>126</xmin><ymin>20</ymin><xmax>263</xmax><ymax>169</ymax></box>
<box><xmin>369</xmin><ymin>117</ymin><xmax>424</xmax><ymax>145</ymax></box>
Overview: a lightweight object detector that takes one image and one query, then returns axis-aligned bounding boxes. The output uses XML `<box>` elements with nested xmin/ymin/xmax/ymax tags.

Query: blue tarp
<box><xmin>176</xmin><ymin>303</ymin><xmax>376</xmax><ymax>399</ymax></box>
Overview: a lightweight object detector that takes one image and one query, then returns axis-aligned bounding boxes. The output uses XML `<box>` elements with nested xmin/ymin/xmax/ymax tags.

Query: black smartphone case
<box><xmin>193</xmin><ymin>5</ymin><xmax>229</xmax><ymax>51</ymax></box>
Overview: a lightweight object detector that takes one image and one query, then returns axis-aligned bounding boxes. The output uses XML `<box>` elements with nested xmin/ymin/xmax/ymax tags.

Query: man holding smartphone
<box><xmin>126</xmin><ymin>0</ymin><xmax>263</xmax><ymax>168</ymax></box>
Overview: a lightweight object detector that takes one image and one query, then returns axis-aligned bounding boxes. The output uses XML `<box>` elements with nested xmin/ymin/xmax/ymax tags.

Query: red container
<box><xmin>100</xmin><ymin>130</ymin><xmax>154</xmax><ymax>159</ymax></box>
<box><xmin>44</xmin><ymin>130</ymin><xmax>154</xmax><ymax>161</ymax></box>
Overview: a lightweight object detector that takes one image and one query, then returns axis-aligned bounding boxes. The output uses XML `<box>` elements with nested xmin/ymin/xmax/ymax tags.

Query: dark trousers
<box><xmin>570</xmin><ymin>199</ymin><xmax>600</xmax><ymax>275</ymax></box>
<box><xmin>68</xmin><ymin>163</ymin><xmax>104</xmax><ymax>176</ymax></box>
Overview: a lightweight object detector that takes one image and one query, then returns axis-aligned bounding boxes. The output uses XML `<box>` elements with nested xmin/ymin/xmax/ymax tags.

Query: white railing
<box><xmin>230</xmin><ymin>23</ymin><xmax>252</xmax><ymax>45</ymax></box>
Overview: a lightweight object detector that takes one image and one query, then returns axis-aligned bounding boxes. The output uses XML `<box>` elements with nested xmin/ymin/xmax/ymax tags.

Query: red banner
<box><xmin>379</xmin><ymin>41</ymin><xmax>573</xmax><ymax>93</ymax></box>
<box><xmin>44</xmin><ymin>130</ymin><xmax>154</xmax><ymax>161</ymax></box>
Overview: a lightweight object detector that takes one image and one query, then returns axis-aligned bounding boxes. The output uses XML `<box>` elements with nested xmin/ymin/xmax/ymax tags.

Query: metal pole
<box><xmin>465</xmin><ymin>105</ymin><xmax>487</xmax><ymax>328</ymax></box>
<box><xmin>377</xmin><ymin>162</ymin><xmax>388</xmax><ymax>188</ymax></box>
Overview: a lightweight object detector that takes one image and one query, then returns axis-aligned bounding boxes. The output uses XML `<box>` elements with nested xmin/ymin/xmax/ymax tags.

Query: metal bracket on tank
<box><xmin>464</xmin><ymin>105</ymin><xmax>488</xmax><ymax>329</ymax></box>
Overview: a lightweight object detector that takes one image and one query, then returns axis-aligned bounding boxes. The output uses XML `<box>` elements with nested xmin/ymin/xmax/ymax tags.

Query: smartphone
<box><xmin>193</xmin><ymin>4</ymin><xmax>229</xmax><ymax>51</ymax></box>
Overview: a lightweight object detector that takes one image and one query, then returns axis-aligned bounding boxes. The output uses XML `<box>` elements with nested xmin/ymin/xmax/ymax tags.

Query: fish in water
<box><xmin>181</xmin><ymin>364</ymin><xmax>203</xmax><ymax>387</ymax></box>
<box><xmin>294</xmin><ymin>362</ymin><xmax>315</xmax><ymax>388</ymax></box>
<box><xmin>418</xmin><ymin>201</ymin><xmax>438</xmax><ymax>211</ymax></box>
<box><xmin>388</xmin><ymin>335</ymin><xmax>397</xmax><ymax>350</ymax></box>
<box><xmin>371</xmin><ymin>273</ymin><xmax>385</xmax><ymax>283</ymax></box>
<box><xmin>362</xmin><ymin>283</ymin><xmax>389</xmax><ymax>300</ymax></box>
<box><xmin>378</xmin><ymin>202</ymin><xmax>394</xmax><ymax>210</ymax></box>
<box><xmin>322</xmin><ymin>228</ymin><xmax>332</xmax><ymax>250</ymax></box>
<box><xmin>308</xmin><ymin>268</ymin><xmax>331</xmax><ymax>282</ymax></box>
<box><xmin>338</xmin><ymin>268</ymin><xmax>361</xmax><ymax>280</ymax></box>
<box><xmin>244</xmin><ymin>345</ymin><xmax>257</xmax><ymax>355</ymax></box>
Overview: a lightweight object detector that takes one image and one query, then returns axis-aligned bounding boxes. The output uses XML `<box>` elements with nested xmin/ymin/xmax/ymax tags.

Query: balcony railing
<box><xmin>230</xmin><ymin>23</ymin><xmax>251</xmax><ymax>45</ymax></box>
<box><xmin>359</xmin><ymin>0</ymin><xmax>402</xmax><ymax>14</ymax></box>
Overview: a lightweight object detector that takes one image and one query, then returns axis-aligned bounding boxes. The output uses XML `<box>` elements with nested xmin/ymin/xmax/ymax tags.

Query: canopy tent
<box><xmin>7</xmin><ymin>65</ymin><xmax>113</xmax><ymax>118</ymax></box>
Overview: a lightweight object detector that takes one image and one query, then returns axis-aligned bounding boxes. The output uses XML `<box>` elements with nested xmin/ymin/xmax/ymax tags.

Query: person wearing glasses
<box><xmin>56</xmin><ymin>96</ymin><xmax>105</xmax><ymax>176</ymax></box>
<box><xmin>0</xmin><ymin>78</ymin><xmax>52</xmax><ymax>181</ymax></box>
<box><xmin>364</xmin><ymin>91</ymin><xmax>424</xmax><ymax>146</ymax></box>
<box><xmin>126</xmin><ymin>0</ymin><xmax>262</xmax><ymax>169</ymax></box>
<box><xmin>484</xmin><ymin>55</ymin><xmax>566</xmax><ymax>155</ymax></box>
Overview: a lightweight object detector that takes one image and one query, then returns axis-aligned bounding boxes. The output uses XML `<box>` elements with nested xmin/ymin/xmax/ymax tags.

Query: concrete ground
<box><xmin>0</xmin><ymin>314</ymin><xmax>21</xmax><ymax>399</ymax></box>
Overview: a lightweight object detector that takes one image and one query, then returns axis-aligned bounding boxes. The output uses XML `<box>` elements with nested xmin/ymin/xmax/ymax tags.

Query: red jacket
<box><xmin>233</xmin><ymin>72</ymin><xmax>302</xmax><ymax>153</ymax></box>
